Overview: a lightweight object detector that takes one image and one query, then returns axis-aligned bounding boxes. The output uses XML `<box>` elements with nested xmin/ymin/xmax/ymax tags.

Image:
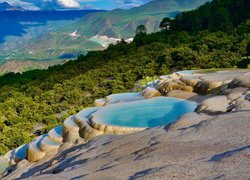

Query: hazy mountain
<box><xmin>0</xmin><ymin>10</ymin><xmax>105</xmax><ymax>43</ymax></box>
<box><xmin>70</xmin><ymin>0</ymin><xmax>211</xmax><ymax>39</ymax></box>
<box><xmin>0</xmin><ymin>0</ymin><xmax>211</xmax><ymax>66</ymax></box>
<box><xmin>0</xmin><ymin>9</ymin><xmax>105</xmax><ymax>64</ymax></box>
<box><xmin>0</xmin><ymin>2</ymin><xmax>24</xmax><ymax>11</ymax></box>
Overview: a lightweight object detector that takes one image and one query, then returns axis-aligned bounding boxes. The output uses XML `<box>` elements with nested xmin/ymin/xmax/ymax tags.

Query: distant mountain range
<box><xmin>0</xmin><ymin>2</ymin><xmax>24</xmax><ymax>11</ymax></box>
<box><xmin>48</xmin><ymin>0</ymin><xmax>212</xmax><ymax>39</ymax></box>
<box><xmin>0</xmin><ymin>9</ymin><xmax>105</xmax><ymax>64</ymax></box>
<box><xmin>0</xmin><ymin>0</ymin><xmax>211</xmax><ymax>73</ymax></box>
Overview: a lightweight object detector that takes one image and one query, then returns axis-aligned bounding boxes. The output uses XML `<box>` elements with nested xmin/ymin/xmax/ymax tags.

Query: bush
<box><xmin>237</xmin><ymin>57</ymin><xmax>250</xmax><ymax>68</ymax></box>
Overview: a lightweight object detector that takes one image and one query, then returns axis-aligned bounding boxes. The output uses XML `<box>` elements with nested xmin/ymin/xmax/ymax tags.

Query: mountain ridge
<box><xmin>72</xmin><ymin>0</ymin><xmax>211</xmax><ymax>39</ymax></box>
<box><xmin>0</xmin><ymin>2</ymin><xmax>24</xmax><ymax>11</ymax></box>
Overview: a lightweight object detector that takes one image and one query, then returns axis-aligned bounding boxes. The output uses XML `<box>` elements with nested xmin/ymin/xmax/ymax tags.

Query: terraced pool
<box><xmin>92</xmin><ymin>97</ymin><xmax>198</xmax><ymax>128</ymax></box>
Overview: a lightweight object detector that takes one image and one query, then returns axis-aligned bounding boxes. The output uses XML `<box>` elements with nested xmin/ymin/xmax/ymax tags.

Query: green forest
<box><xmin>0</xmin><ymin>0</ymin><xmax>249</xmax><ymax>155</ymax></box>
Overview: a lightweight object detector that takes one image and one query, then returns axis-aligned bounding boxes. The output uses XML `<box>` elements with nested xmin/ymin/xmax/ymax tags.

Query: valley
<box><xmin>0</xmin><ymin>9</ymin><xmax>105</xmax><ymax>66</ymax></box>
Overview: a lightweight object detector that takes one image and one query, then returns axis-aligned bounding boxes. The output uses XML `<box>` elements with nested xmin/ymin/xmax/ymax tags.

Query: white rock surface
<box><xmin>3</xmin><ymin>111</ymin><xmax>250</xmax><ymax>180</ymax></box>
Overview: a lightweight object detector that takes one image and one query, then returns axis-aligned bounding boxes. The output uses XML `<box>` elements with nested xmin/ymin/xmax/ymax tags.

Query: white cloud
<box><xmin>55</xmin><ymin>0</ymin><xmax>80</xmax><ymax>8</ymax></box>
<box><xmin>2</xmin><ymin>0</ymin><xmax>151</xmax><ymax>10</ymax></box>
<box><xmin>2</xmin><ymin>0</ymin><xmax>81</xmax><ymax>9</ymax></box>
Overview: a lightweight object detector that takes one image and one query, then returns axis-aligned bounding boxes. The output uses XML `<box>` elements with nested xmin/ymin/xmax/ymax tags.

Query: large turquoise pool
<box><xmin>92</xmin><ymin>97</ymin><xmax>197</xmax><ymax>128</ymax></box>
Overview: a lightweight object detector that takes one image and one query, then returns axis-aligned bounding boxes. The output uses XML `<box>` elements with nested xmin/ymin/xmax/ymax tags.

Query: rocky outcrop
<box><xmin>141</xmin><ymin>87</ymin><xmax>161</xmax><ymax>98</ymax></box>
<box><xmin>176</xmin><ymin>70</ymin><xmax>249</xmax><ymax>94</ymax></box>
<box><xmin>94</xmin><ymin>98</ymin><xmax>106</xmax><ymax>107</ymax></box>
<box><xmin>228</xmin><ymin>72</ymin><xmax>250</xmax><ymax>88</ymax></box>
<box><xmin>158</xmin><ymin>81</ymin><xmax>184</xmax><ymax>93</ymax></box>
<box><xmin>225</xmin><ymin>87</ymin><xmax>249</xmax><ymax>100</ymax></box>
<box><xmin>166</xmin><ymin>90</ymin><xmax>198</xmax><ymax>100</ymax></box>
<box><xmin>62</xmin><ymin>116</ymin><xmax>80</xmax><ymax>143</ymax></box>
<box><xmin>196</xmin><ymin>96</ymin><xmax>230</xmax><ymax>114</ymax></box>
<box><xmin>169</xmin><ymin>112</ymin><xmax>211</xmax><ymax>130</ymax></box>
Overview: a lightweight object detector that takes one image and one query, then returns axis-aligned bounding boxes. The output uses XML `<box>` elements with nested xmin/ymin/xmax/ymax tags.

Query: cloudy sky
<box><xmin>1</xmin><ymin>0</ymin><xmax>152</xmax><ymax>10</ymax></box>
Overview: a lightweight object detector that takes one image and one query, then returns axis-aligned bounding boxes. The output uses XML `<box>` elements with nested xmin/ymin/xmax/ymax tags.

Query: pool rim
<box><xmin>90</xmin><ymin>97</ymin><xmax>197</xmax><ymax>133</ymax></box>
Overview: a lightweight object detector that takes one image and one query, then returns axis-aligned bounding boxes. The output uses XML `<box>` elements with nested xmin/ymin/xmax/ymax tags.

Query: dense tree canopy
<box><xmin>170</xmin><ymin>0</ymin><xmax>250</xmax><ymax>32</ymax></box>
<box><xmin>136</xmin><ymin>25</ymin><xmax>147</xmax><ymax>35</ymax></box>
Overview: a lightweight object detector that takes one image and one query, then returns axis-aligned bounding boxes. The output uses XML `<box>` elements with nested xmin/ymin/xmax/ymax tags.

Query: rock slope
<box><xmin>2</xmin><ymin>70</ymin><xmax>250</xmax><ymax>179</ymax></box>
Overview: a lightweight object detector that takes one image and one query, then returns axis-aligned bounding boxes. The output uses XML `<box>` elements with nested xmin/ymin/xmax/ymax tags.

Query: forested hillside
<box><xmin>0</xmin><ymin>0</ymin><xmax>249</xmax><ymax>155</ymax></box>
<box><xmin>171</xmin><ymin>0</ymin><xmax>250</xmax><ymax>31</ymax></box>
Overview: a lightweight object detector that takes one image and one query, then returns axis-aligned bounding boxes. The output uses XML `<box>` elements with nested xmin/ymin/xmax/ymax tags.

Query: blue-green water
<box><xmin>176</xmin><ymin>70</ymin><xmax>194</xmax><ymax>75</ymax></box>
<box><xmin>77</xmin><ymin>107</ymin><xmax>100</xmax><ymax>120</ymax></box>
<box><xmin>53</xmin><ymin>126</ymin><xmax>63</xmax><ymax>136</ymax></box>
<box><xmin>14</xmin><ymin>144</ymin><xmax>28</xmax><ymax>160</ymax></box>
<box><xmin>93</xmin><ymin>97</ymin><xmax>197</xmax><ymax>128</ymax></box>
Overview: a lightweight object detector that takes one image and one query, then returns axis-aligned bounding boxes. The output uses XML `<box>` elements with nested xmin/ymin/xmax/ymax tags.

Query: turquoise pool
<box><xmin>176</xmin><ymin>70</ymin><xmax>194</xmax><ymax>75</ymax></box>
<box><xmin>92</xmin><ymin>97</ymin><xmax>197</xmax><ymax>128</ymax></box>
<box><xmin>14</xmin><ymin>144</ymin><xmax>28</xmax><ymax>160</ymax></box>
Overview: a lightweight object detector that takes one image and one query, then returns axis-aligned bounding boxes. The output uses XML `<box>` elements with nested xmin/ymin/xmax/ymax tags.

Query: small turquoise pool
<box><xmin>92</xmin><ymin>97</ymin><xmax>197</xmax><ymax>128</ymax></box>
<box><xmin>14</xmin><ymin>144</ymin><xmax>28</xmax><ymax>160</ymax></box>
<box><xmin>176</xmin><ymin>70</ymin><xmax>194</xmax><ymax>75</ymax></box>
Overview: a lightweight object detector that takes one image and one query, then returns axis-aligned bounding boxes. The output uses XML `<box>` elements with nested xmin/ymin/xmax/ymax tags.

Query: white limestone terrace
<box><xmin>0</xmin><ymin>127</ymin><xmax>63</xmax><ymax>171</ymax></box>
<box><xmin>94</xmin><ymin>92</ymin><xmax>144</xmax><ymax>106</ymax></box>
<box><xmin>1</xmin><ymin>69</ymin><xmax>250</xmax><ymax>177</ymax></box>
<box><xmin>0</xmin><ymin>92</ymin><xmax>150</xmax><ymax>170</ymax></box>
<box><xmin>74</xmin><ymin>107</ymin><xmax>103</xmax><ymax>140</ymax></box>
<box><xmin>146</xmin><ymin>70</ymin><xmax>195</xmax><ymax>88</ymax></box>
<box><xmin>91</xmin><ymin>97</ymin><xmax>197</xmax><ymax>134</ymax></box>
<box><xmin>0</xmin><ymin>157</ymin><xmax>8</xmax><ymax>175</ymax></box>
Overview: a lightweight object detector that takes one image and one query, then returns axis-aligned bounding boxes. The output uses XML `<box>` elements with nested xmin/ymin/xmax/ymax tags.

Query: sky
<box><xmin>1</xmin><ymin>0</ymin><xmax>152</xmax><ymax>10</ymax></box>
